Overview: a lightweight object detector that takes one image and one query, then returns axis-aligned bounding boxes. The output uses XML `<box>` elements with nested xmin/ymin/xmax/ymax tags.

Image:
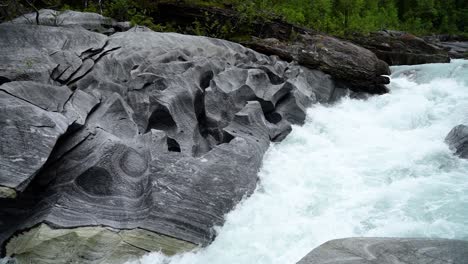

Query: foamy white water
<box><xmin>132</xmin><ymin>60</ymin><xmax>468</xmax><ymax>264</ymax></box>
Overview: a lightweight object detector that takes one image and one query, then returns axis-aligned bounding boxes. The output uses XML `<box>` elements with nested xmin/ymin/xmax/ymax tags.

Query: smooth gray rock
<box><xmin>297</xmin><ymin>238</ymin><xmax>468</xmax><ymax>264</ymax></box>
<box><xmin>0</xmin><ymin>81</ymin><xmax>82</xmax><ymax>195</ymax></box>
<box><xmin>445</xmin><ymin>124</ymin><xmax>468</xmax><ymax>159</ymax></box>
<box><xmin>0</xmin><ymin>23</ymin><xmax>107</xmax><ymax>84</ymax></box>
<box><xmin>0</xmin><ymin>12</ymin><xmax>365</xmax><ymax>263</ymax></box>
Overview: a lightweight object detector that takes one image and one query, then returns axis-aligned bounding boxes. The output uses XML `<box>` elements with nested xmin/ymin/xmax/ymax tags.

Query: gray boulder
<box><xmin>445</xmin><ymin>124</ymin><xmax>468</xmax><ymax>159</ymax></box>
<box><xmin>0</xmin><ymin>18</ymin><xmax>362</xmax><ymax>263</ymax></box>
<box><xmin>297</xmin><ymin>238</ymin><xmax>468</xmax><ymax>264</ymax></box>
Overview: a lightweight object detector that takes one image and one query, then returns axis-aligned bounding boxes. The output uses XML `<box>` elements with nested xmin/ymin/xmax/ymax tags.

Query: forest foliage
<box><xmin>1</xmin><ymin>0</ymin><xmax>467</xmax><ymax>36</ymax></box>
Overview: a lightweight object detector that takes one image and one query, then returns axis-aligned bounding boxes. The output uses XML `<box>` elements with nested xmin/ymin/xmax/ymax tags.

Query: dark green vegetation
<box><xmin>1</xmin><ymin>0</ymin><xmax>467</xmax><ymax>37</ymax></box>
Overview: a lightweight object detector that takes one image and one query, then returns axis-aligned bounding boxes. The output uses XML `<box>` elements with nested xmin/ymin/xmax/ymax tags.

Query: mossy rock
<box><xmin>0</xmin><ymin>186</ymin><xmax>16</xmax><ymax>199</ymax></box>
<box><xmin>6</xmin><ymin>224</ymin><xmax>198</xmax><ymax>264</ymax></box>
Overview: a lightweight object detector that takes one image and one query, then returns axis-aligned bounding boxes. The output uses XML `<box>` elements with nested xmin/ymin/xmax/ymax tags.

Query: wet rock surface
<box><xmin>297</xmin><ymin>238</ymin><xmax>468</xmax><ymax>264</ymax></box>
<box><xmin>445</xmin><ymin>124</ymin><xmax>468</xmax><ymax>159</ymax></box>
<box><xmin>0</xmin><ymin>12</ymin><xmax>355</xmax><ymax>263</ymax></box>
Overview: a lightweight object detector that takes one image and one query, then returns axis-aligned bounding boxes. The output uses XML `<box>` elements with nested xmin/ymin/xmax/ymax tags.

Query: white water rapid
<box><xmin>132</xmin><ymin>60</ymin><xmax>468</xmax><ymax>264</ymax></box>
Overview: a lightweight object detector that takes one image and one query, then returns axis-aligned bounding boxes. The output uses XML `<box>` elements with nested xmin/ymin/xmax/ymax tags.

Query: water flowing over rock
<box><xmin>297</xmin><ymin>238</ymin><xmax>468</xmax><ymax>264</ymax></box>
<box><xmin>0</xmin><ymin>12</ymin><xmax>359</xmax><ymax>263</ymax></box>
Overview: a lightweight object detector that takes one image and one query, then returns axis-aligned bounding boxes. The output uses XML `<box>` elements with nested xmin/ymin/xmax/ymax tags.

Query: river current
<box><xmin>132</xmin><ymin>60</ymin><xmax>468</xmax><ymax>264</ymax></box>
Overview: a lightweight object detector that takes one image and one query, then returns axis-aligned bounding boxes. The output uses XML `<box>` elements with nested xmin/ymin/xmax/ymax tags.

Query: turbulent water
<box><xmin>132</xmin><ymin>60</ymin><xmax>468</xmax><ymax>264</ymax></box>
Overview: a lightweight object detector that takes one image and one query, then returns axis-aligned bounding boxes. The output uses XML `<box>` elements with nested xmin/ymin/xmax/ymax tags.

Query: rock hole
<box><xmin>275</xmin><ymin>93</ymin><xmax>293</xmax><ymax>107</ymax></box>
<box><xmin>222</xmin><ymin>131</ymin><xmax>234</xmax><ymax>144</ymax></box>
<box><xmin>266</xmin><ymin>112</ymin><xmax>282</xmax><ymax>124</ymax></box>
<box><xmin>0</xmin><ymin>76</ymin><xmax>11</xmax><ymax>85</ymax></box>
<box><xmin>200</xmin><ymin>71</ymin><xmax>214</xmax><ymax>90</ymax></box>
<box><xmin>255</xmin><ymin>97</ymin><xmax>275</xmax><ymax>114</ymax></box>
<box><xmin>146</xmin><ymin>105</ymin><xmax>177</xmax><ymax>132</ymax></box>
<box><xmin>152</xmin><ymin>78</ymin><xmax>167</xmax><ymax>91</ymax></box>
<box><xmin>131</xmin><ymin>65</ymin><xmax>139</xmax><ymax>70</ymax></box>
<box><xmin>76</xmin><ymin>167</ymin><xmax>114</xmax><ymax>196</ymax></box>
<box><xmin>265</xmin><ymin>70</ymin><xmax>284</xmax><ymax>85</ymax></box>
<box><xmin>167</xmin><ymin>138</ymin><xmax>181</xmax><ymax>152</ymax></box>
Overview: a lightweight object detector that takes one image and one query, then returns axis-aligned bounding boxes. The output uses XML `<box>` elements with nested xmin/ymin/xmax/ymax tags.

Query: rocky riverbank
<box><xmin>0</xmin><ymin>9</ymin><xmax>467</xmax><ymax>264</ymax></box>
<box><xmin>0</xmin><ymin>9</ymin><xmax>383</xmax><ymax>263</ymax></box>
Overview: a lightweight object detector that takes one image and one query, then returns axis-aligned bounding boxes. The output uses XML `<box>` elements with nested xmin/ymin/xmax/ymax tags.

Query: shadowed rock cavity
<box><xmin>0</xmin><ymin>13</ymin><xmax>375</xmax><ymax>264</ymax></box>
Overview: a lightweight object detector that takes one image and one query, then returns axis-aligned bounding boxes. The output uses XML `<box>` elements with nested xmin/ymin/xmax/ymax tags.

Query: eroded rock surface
<box><xmin>297</xmin><ymin>238</ymin><xmax>468</xmax><ymax>264</ymax></box>
<box><xmin>0</xmin><ymin>15</ymin><xmax>360</xmax><ymax>263</ymax></box>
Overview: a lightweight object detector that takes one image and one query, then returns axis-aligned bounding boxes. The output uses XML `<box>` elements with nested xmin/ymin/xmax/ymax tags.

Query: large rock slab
<box><xmin>423</xmin><ymin>35</ymin><xmax>468</xmax><ymax>59</ymax></box>
<box><xmin>0</xmin><ymin>81</ymin><xmax>98</xmax><ymax>198</ymax></box>
<box><xmin>0</xmin><ymin>16</ymin><xmax>364</xmax><ymax>263</ymax></box>
<box><xmin>440</xmin><ymin>41</ymin><xmax>468</xmax><ymax>59</ymax></box>
<box><xmin>297</xmin><ymin>238</ymin><xmax>468</xmax><ymax>264</ymax></box>
<box><xmin>244</xmin><ymin>35</ymin><xmax>391</xmax><ymax>94</ymax></box>
<box><xmin>347</xmin><ymin>30</ymin><xmax>450</xmax><ymax>65</ymax></box>
<box><xmin>0</xmin><ymin>23</ymin><xmax>107</xmax><ymax>84</ymax></box>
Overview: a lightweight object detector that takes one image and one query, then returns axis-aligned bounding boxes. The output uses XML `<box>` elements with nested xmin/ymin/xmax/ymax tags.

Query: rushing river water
<box><xmin>132</xmin><ymin>60</ymin><xmax>468</xmax><ymax>264</ymax></box>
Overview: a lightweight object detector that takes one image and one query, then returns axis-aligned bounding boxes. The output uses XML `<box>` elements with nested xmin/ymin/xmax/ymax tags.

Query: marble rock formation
<box><xmin>0</xmin><ymin>12</ymin><xmax>362</xmax><ymax>263</ymax></box>
<box><xmin>297</xmin><ymin>238</ymin><xmax>468</xmax><ymax>264</ymax></box>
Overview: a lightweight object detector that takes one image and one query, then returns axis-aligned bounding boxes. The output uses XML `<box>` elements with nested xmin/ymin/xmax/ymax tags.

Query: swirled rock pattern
<box><xmin>0</xmin><ymin>13</ymin><xmax>360</xmax><ymax>263</ymax></box>
<box><xmin>297</xmin><ymin>238</ymin><xmax>468</xmax><ymax>264</ymax></box>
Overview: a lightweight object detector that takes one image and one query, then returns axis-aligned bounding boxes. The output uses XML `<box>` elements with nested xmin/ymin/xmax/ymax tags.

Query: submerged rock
<box><xmin>0</xmin><ymin>14</ymin><xmax>361</xmax><ymax>263</ymax></box>
<box><xmin>297</xmin><ymin>238</ymin><xmax>468</xmax><ymax>264</ymax></box>
<box><xmin>445</xmin><ymin>124</ymin><xmax>468</xmax><ymax>159</ymax></box>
